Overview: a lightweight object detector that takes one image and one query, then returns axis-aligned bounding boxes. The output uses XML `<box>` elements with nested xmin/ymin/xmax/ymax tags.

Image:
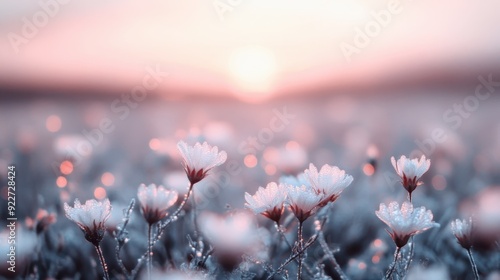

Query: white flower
<box><xmin>450</xmin><ymin>218</ymin><xmax>474</xmax><ymax>249</ymax></box>
<box><xmin>138</xmin><ymin>184</ymin><xmax>178</xmax><ymax>224</ymax></box>
<box><xmin>245</xmin><ymin>182</ymin><xmax>287</xmax><ymax>222</ymax></box>
<box><xmin>286</xmin><ymin>184</ymin><xmax>323</xmax><ymax>222</ymax></box>
<box><xmin>376</xmin><ymin>201</ymin><xmax>439</xmax><ymax>248</ymax></box>
<box><xmin>304</xmin><ymin>163</ymin><xmax>353</xmax><ymax>206</ymax></box>
<box><xmin>64</xmin><ymin>199</ymin><xmax>112</xmax><ymax>245</ymax></box>
<box><xmin>177</xmin><ymin>141</ymin><xmax>227</xmax><ymax>184</ymax></box>
<box><xmin>391</xmin><ymin>155</ymin><xmax>431</xmax><ymax>198</ymax></box>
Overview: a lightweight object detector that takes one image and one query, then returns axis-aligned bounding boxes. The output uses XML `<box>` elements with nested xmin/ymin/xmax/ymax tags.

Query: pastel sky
<box><xmin>1</xmin><ymin>0</ymin><xmax>499</xmax><ymax>101</ymax></box>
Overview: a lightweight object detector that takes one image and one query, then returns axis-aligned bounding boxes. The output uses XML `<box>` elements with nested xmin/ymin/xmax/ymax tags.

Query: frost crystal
<box><xmin>64</xmin><ymin>199</ymin><xmax>112</xmax><ymax>245</ymax></box>
<box><xmin>138</xmin><ymin>183</ymin><xmax>178</xmax><ymax>224</ymax></box>
<box><xmin>391</xmin><ymin>155</ymin><xmax>431</xmax><ymax>196</ymax></box>
<box><xmin>303</xmin><ymin>163</ymin><xmax>353</xmax><ymax>206</ymax></box>
<box><xmin>177</xmin><ymin>141</ymin><xmax>227</xmax><ymax>184</ymax></box>
<box><xmin>450</xmin><ymin>218</ymin><xmax>474</xmax><ymax>249</ymax></box>
<box><xmin>376</xmin><ymin>201</ymin><xmax>439</xmax><ymax>248</ymax></box>
<box><xmin>245</xmin><ymin>182</ymin><xmax>287</xmax><ymax>222</ymax></box>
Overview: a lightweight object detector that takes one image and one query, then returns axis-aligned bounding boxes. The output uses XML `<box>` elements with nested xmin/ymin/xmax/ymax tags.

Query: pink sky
<box><xmin>1</xmin><ymin>0</ymin><xmax>499</xmax><ymax>101</ymax></box>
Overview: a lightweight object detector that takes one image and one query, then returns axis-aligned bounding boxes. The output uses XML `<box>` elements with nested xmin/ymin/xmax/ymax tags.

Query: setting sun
<box><xmin>228</xmin><ymin>46</ymin><xmax>277</xmax><ymax>102</ymax></box>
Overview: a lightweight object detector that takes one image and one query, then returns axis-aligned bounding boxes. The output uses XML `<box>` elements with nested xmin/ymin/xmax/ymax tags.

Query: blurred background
<box><xmin>1</xmin><ymin>0</ymin><xmax>500</xmax><ymax>279</ymax></box>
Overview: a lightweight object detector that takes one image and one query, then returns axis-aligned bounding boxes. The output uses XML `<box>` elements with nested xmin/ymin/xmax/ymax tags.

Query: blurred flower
<box><xmin>0</xmin><ymin>227</ymin><xmax>37</xmax><ymax>271</ymax></box>
<box><xmin>163</xmin><ymin>171</ymin><xmax>191</xmax><ymax>195</ymax></box>
<box><xmin>376</xmin><ymin>201</ymin><xmax>439</xmax><ymax>248</ymax></box>
<box><xmin>138</xmin><ymin>184</ymin><xmax>178</xmax><ymax>224</ymax></box>
<box><xmin>450</xmin><ymin>218</ymin><xmax>474</xmax><ymax>250</ymax></box>
<box><xmin>199</xmin><ymin>211</ymin><xmax>262</xmax><ymax>270</ymax></box>
<box><xmin>391</xmin><ymin>155</ymin><xmax>431</xmax><ymax>199</ymax></box>
<box><xmin>34</xmin><ymin>209</ymin><xmax>57</xmax><ymax>235</ymax></box>
<box><xmin>286</xmin><ymin>184</ymin><xmax>323</xmax><ymax>222</ymax></box>
<box><xmin>64</xmin><ymin>199</ymin><xmax>112</xmax><ymax>246</ymax></box>
<box><xmin>177</xmin><ymin>141</ymin><xmax>227</xmax><ymax>184</ymax></box>
<box><xmin>148</xmin><ymin>269</ymin><xmax>207</xmax><ymax>280</ymax></box>
<box><xmin>406</xmin><ymin>265</ymin><xmax>450</xmax><ymax>280</ymax></box>
<box><xmin>245</xmin><ymin>182</ymin><xmax>287</xmax><ymax>223</ymax></box>
<box><xmin>304</xmin><ymin>163</ymin><xmax>353</xmax><ymax>206</ymax></box>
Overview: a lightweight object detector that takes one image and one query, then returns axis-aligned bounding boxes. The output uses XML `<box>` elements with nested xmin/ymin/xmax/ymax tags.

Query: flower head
<box><xmin>245</xmin><ymin>182</ymin><xmax>287</xmax><ymax>222</ymax></box>
<box><xmin>304</xmin><ymin>163</ymin><xmax>353</xmax><ymax>206</ymax></box>
<box><xmin>451</xmin><ymin>218</ymin><xmax>474</xmax><ymax>249</ymax></box>
<box><xmin>177</xmin><ymin>141</ymin><xmax>227</xmax><ymax>184</ymax></box>
<box><xmin>376</xmin><ymin>201</ymin><xmax>439</xmax><ymax>248</ymax></box>
<box><xmin>286</xmin><ymin>184</ymin><xmax>323</xmax><ymax>223</ymax></box>
<box><xmin>138</xmin><ymin>184</ymin><xmax>178</xmax><ymax>224</ymax></box>
<box><xmin>64</xmin><ymin>199</ymin><xmax>112</xmax><ymax>246</ymax></box>
<box><xmin>391</xmin><ymin>155</ymin><xmax>431</xmax><ymax>199</ymax></box>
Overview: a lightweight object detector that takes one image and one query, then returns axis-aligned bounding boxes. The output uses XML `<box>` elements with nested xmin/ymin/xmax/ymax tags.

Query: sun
<box><xmin>228</xmin><ymin>46</ymin><xmax>278</xmax><ymax>102</ymax></box>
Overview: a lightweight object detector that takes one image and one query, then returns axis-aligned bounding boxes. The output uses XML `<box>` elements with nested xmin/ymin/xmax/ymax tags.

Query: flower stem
<box><xmin>467</xmin><ymin>249</ymin><xmax>480</xmax><ymax>280</ymax></box>
<box><xmin>275</xmin><ymin>222</ymin><xmax>294</xmax><ymax>250</ymax></box>
<box><xmin>297</xmin><ymin>221</ymin><xmax>303</xmax><ymax>280</ymax></box>
<box><xmin>318</xmin><ymin>230</ymin><xmax>348</xmax><ymax>280</ymax></box>
<box><xmin>191</xmin><ymin>188</ymin><xmax>199</xmax><ymax>238</ymax></box>
<box><xmin>95</xmin><ymin>245</ymin><xmax>110</xmax><ymax>280</ymax></box>
<box><xmin>147</xmin><ymin>223</ymin><xmax>153</xmax><ymax>280</ymax></box>
<box><xmin>403</xmin><ymin>236</ymin><xmax>414</xmax><ymax>275</ymax></box>
<box><xmin>171</xmin><ymin>182</ymin><xmax>194</xmax><ymax>219</ymax></box>
<box><xmin>386</xmin><ymin>247</ymin><xmax>400</xmax><ymax>280</ymax></box>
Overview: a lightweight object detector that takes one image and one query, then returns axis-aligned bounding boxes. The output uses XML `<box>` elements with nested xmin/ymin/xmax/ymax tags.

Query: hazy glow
<box><xmin>228</xmin><ymin>46</ymin><xmax>277</xmax><ymax>102</ymax></box>
<box><xmin>56</xmin><ymin>176</ymin><xmax>67</xmax><ymax>188</ymax></box>
<box><xmin>101</xmin><ymin>172</ymin><xmax>115</xmax><ymax>187</ymax></box>
<box><xmin>60</xmin><ymin>160</ymin><xmax>73</xmax><ymax>175</ymax></box>
<box><xmin>244</xmin><ymin>154</ymin><xmax>258</xmax><ymax>168</ymax></box>
<box><xmin>149</xmin><ymin>138</ymin><xmax>161</xmax><ymax>151</ymax></box>
<box><xmin>94</xmin><ymin>187</ymin><xmax>107</xmax><ymax>200</ymax></box>
<box><xmin>46</xmin><ymin>115</ymin><xmax>62</xmax><ymax>132</ymax></box>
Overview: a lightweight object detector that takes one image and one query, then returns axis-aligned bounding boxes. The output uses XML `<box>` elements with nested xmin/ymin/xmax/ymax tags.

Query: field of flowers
<box><xmin>1</xmin><ymin>93</ymin><xmax>499</xmax><ymax>280</ymax></box>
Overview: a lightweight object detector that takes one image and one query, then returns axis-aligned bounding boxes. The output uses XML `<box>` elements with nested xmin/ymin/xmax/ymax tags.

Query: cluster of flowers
<box><xmin>62</xmin><ymin>140</ymin><xmax>481</xmax><ymax>280</ymax></box>
<box><xmin>245</xmin><ymin>163</ymin><xmax>353</xmax><ymax>224</ymax></box>
<box><xmin>64</xmin><ymin>141</ymin><xmax>227</xmax><ymax>280</ymax></box>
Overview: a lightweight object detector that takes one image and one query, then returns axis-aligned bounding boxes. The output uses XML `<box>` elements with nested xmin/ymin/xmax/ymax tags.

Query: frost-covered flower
<box><xmin>391</xmin><ymin>155</ymin><xmax>431</xmax><ymax>198</ymax></box>
<box><xmin>286</xmin><ymin>184</ymin><xmax>323</xmax><ymax>223</ymax></box>
<box><xmin>177</xmin><ymin>141</ymin><xmax>227</xmax><ymax>184</ymax></box>
<box><xmin>64</xmin><ymin>199</ymin><xmax>112</xmax><ymax>246</ymax></box>
<box><xmin>376</xmin><ymin>201</ymin><xmax>439</xmax><ymax>248</ymax></box>
<box><xmin>304</xmin><ymin>163</ymin><xmax>353</xmax><ymax>206</ymax></box>
<box><xmin>451</xmin><ymin>218</ymin><xmax>474</xmax><ymax>249</ymax></box>
<box><xmin>245</xmin><ymin>182</ymin><xmax>287</xmax><ymax>222</ymax></box>
<box><xmin>138</xmin><ymin>184</ymin><xmax>178</xmax><ymax>224</ymax></box>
